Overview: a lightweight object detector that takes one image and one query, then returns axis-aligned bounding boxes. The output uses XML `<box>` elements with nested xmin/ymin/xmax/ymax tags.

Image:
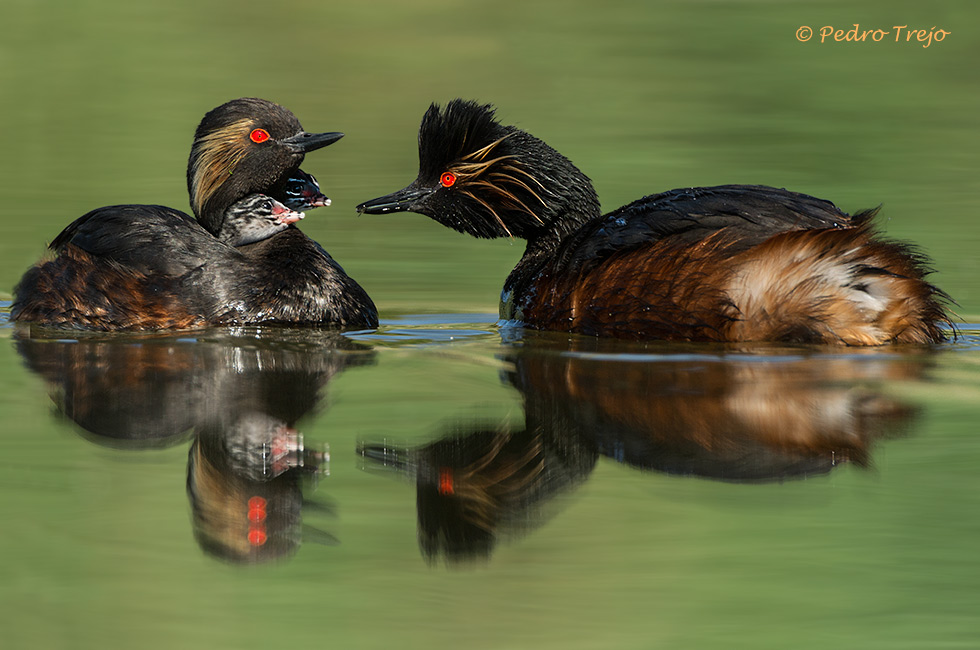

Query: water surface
<box><xmin>2</xmin><ymin>311</ymin><xmax>979</xmax><ymax>649</ymax></box>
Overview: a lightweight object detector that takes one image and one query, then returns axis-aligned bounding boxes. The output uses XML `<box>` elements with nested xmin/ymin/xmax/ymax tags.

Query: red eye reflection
<box><xmin>440</xmin><ymin>172</ymin><xmax>457</xmax><ymax>188</ymax></box>
<box><xmin>247</xmin><ymin>495</ymin><xmax>268</xmax><ymax>546</ymax></box>
<box><xmin>247</xmin><ymin>496</ymin><xmax>267</xmax><ymax>522</ymax></box>
<box><xmin>438</xmin><ymin>467</ymin><xmax>455</xmax><ymax>495</ymax></box>
<box><xmin>249</xmin><ymin>128</ymin><xmax>271</xmax><ymax>143</ymax></box>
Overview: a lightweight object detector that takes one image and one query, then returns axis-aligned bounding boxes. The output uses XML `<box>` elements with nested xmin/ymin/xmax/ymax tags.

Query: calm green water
<box><xmin>1</xmin><ymin>0</ymin><xmax>979</xmax><ymax>648</ymax></box>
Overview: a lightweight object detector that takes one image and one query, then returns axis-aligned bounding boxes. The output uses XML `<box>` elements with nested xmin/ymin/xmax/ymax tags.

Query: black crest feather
<box><xmin>418</xmin><ymin>100</ymin><xmax>507</xmax><ymax>182</ymax></box>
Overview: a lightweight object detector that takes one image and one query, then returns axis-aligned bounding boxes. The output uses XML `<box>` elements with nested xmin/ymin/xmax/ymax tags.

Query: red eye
<box><xmin>440</xmin><ymin>172</ymin><xmax>457</xmax><ymax>188</ymax></box>
<box><xmin>249</xmin><ymin>128</ymin><xmax>270</xmax><ymax>143</ymax></box>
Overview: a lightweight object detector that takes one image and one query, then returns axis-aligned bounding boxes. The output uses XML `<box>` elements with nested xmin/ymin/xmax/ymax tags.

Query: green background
<box><xmin>1</xmin><ymin>1</ymin><xmax>978</xmax><ymax>649</ymax></box>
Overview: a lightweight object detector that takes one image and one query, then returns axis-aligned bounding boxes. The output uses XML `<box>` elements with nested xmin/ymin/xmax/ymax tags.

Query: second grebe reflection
<box><xmin>189</xmin><ymin>416</ymin><xmax>330</xmax><ymax>563</ymax></box>
<box><xmin>361</xmin><ymin>337</ymin><xmax>926</xmax><ymax>564</ymax></box>
<box><xmin>16</xmin><ymin>327</ymin><xmax>374</xmax><ymax>563</ymax></box>
<box><xmin>362</xmin><ymin>424</ymin><xmax>597</xmax><ymax>563</ymax></box>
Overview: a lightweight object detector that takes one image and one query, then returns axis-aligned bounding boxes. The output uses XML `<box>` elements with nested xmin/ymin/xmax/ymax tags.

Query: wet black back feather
<box><xmin>553</xmin><ymin>184</ymin><xmax>861</xmax><ymax>275</ymax></box>
<box><xmin>51</xmin><ymin>204</ymin><xmax>233</xmax><ymax>276</ymax></box>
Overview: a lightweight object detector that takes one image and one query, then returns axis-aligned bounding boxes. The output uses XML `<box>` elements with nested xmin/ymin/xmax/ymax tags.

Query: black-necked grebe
<box><xmin>13</xmin><ymin>97</ymin><xmax>377</xmax><ymax>331</ymax></box>
<box><xmin>13</xmin><ymin>193</ymin><xmax>373</xmax><ymax>329</ymax></box>
<box><xmin>358</xmin><ymin>99</ymin><xmax>951</xmax><ymax>345</ymax></box>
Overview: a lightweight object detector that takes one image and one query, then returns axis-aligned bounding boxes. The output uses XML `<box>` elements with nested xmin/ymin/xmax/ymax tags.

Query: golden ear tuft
<box><xmin>448</xmin><ymin>141</ymin><xmax>549</xmax><ymax>227</ymax></box>
<box><xmin>190</xmin><ymin>119</ymin><xmax>254</xmax><ymax>214</ymax></box>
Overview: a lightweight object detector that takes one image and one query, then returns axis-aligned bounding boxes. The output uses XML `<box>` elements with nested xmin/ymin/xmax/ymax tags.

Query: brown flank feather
<box><xmin>14</xmin><ymin>245</ymin><xmax>204</xmax><ymax>330</ymax></box>
<box><xmin>522</xmin><ymin>223</ymin><xmax>951</xmax><ymax>344</ymax></box>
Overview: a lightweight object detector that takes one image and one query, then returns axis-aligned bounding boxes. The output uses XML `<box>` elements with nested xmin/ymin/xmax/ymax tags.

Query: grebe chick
<box><xmin>214</xmin><ymin>194</ymin><xmax>305</xmax><ymax>247</ymax></box>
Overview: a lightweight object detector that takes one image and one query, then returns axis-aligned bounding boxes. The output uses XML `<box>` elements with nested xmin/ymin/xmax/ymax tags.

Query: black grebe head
<box><xmin>216</xmin><ymin>194</ymin><xmax>305</xmax><ymax>247</ymax></box>
<box><xmin>357</xmin><ymin>99</ymin><xmax>600</xmax><ymax>240</ymax></box>
<box><xmin>282</xmin><ymin>170</ymin><xmax>331</xmax><ymax>211</ymax></box>
<box><xmin>187</xmin><ymin>98</ymin><xmax>342</xmax><ymax>235</ymax></box>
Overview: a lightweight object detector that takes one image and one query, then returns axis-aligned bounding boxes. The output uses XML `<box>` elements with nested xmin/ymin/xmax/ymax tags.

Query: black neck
<box><xmin>503</xmin><ymin>202</ymin><xmax>599</xmax><ymax>303</ymax></box>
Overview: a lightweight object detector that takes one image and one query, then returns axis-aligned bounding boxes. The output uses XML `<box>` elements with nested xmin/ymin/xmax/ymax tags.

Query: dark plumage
<box><xmin>13</xmin><ymin>194</ymin><xmax>374</xmax><ymax>329</ymax></box>
<box><xmin>13</xmin><ymin>98</ymin><xmax>377</xmax><ymax>331</ymax></box>
<box><xmin>359</xmin><ymin>99</ymin><xmax>952</xmax><ymax>345</ymax></box>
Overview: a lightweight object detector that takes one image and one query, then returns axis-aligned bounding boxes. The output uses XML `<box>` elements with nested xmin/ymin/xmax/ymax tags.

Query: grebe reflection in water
<box><xmin>360</xmin><ymin>339</ymin><xmax>923</xmax><ymax>564</ymax></box>
<box><xmin>16</xmin><ymin>329</ymin><xmax>374</xmax><ymax>563</ymax></box>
